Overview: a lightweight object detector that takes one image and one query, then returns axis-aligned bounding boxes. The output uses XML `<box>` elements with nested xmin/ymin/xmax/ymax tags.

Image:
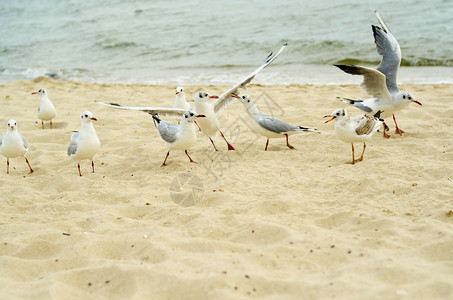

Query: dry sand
<box><xmin>1</xmin><ymin>77</ymin><xmax>452</xmax><ymax>299</ymax></box>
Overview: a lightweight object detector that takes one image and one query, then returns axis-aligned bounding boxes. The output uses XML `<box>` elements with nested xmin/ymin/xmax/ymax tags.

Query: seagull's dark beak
<box><xmin>324</xmin><ymin>115</ymin><xmax>335</xmax><ymax>123</ymax></box>
<box><xmin>196</xmin><ymin>114</ymin><xmax>206</xmax><ymax>118</ymax></box>
<box><xmin>210</xmin><ymin>95</ymin><xmax>219</xmax><ymax>99</ymax></box>
<box><xmin>414</xmin><ymin>100</ymin><xmax>422</xmax><ymax>106</ymax></box>
<box><xmin>31</xmin><ymin>92</ymin><xmax>37</xmax><ymax>95</ymax></box>
<box><xmin>91</xmin><ymin>117</ymin><xmax>97</xmax><ymax>121</ymax></box>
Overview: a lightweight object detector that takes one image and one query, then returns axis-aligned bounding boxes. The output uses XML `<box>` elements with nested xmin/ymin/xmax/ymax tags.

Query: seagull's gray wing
<box><xmin>67</xmin><ymin>131</ymin><xmax>79</xmax><ymax>156</ymax></box>
<box><xmin>157</xmin><ymin>121</ymin><xmax>179</xmax><ymax>143</ymax></box>
<box><xmin>258</xmin><ymin>115</ymin><xmax>299</xmax><ymax>134</ymax></box>
<box><xmin>213</xmin><ymin>43</ymin><xmax>287</xmax><ymax>114</ymax></box>
<box><xmin>19</xmin><ymin>134</ymin><xmax>28</xmax><ymax>150</ymax></box>
<box><xmin>373</xmin><ymin>11</ymin><xmax>401</xmax><ymax>94</ymax></box>
<box><xmin>98</xmin><ymin>102</ymin><xmax>186</xmax><ymax>118</ymax></box>
<box><xmin>335</xmin><ymin>65</ymin><xmax>392</xmax><ymax>102</ymax></box>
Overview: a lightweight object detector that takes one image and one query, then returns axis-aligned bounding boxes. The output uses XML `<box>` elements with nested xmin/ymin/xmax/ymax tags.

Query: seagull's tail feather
<box><xmin>298</xmin><ymin>126</ymin><xmax>318</xmax><ymax>132</ymax></box>
<box><xmin>338</xmin><ymin>97</ymin><xmax>361</xmax><ymax>105</ymax></box>
<box><xmin>151</xmin><ymin>114</ymin><xmax>161</xmax><ymax>127</ymax></box>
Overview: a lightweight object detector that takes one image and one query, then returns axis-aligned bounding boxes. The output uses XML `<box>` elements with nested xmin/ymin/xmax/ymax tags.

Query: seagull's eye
<box><xmin>336</xmin><ymin>112</ymin><xmax>340</xmax><ymax>116</ymax></box>
<box><xmin>247</xmin><ymin>100</ymin><xmax>250</xmax><ymax>103</ymax></box>
<box><xmin>185</xmin><ymin>115</ymin><xmax>188</xmax><ymax>118</ymax></box>
<box><xmin>190</xmin><ymin>113</ymin><xmax>194</xmax><ymax>116</ymax></box>
<box><xmin>408</xmin><ymin>96</ymin><xmax>412</xmax><ymax>100</ymax></box>
<box><xmin>84</xmin><ymin>114</ymin><xmax>88</xmax><ymax>118</ymax></box>
<box><xmin>403</xmin><ymin>95</ymin><xmax>406</xmax><ymax>99</ymax></box>
<box><xmin>242</xmin><ymin>96</ymin><xmax>245</xmax><ymax>99</ymax></box>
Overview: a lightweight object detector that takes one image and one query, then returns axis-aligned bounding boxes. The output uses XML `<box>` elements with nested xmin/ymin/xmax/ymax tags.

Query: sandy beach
<box><xmin>1</xmin><ymin>77</ymin><xmax>452</xmax><ymax>299</ymax></box>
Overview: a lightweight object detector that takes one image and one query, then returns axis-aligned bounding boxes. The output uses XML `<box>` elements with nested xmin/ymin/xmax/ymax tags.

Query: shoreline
<box><xmin>2</xmin><ymin>65</ymin><xmax>453</xmax><ymax>86</ymax></box>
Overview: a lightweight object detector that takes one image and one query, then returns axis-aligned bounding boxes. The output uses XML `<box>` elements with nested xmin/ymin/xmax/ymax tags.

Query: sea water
<box><xmin>1</xmin><ymin>0</ymin><xmax>452</xmax><ymax>85</ymax></box>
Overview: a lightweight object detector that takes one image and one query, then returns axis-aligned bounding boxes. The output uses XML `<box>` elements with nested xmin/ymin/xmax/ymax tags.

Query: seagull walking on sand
<box><xmin>67</xmin><ymin>111</ymin><xmax>101</xmax><ymax>176</ymax></box>
<box><xmin>31</xmin><ymin>88</ymin><xmax>57</xmax><ymax>129</ymax></box>
<box><xmin>324</xmin><ymin>109</ymin><xmax>383</xmax><ymax>164</ymax></box>
<box><xmin>0</xmin><ymin>120</ymin><xmax>34</xmax><ymax>174</ymax></box>
<box><xmin>233</xmin><ymin>94</ymin><xmax>317</xmax><ymax>150</ymax></box>
<box><xmin>335</xmin><ymin>12</ymin><xmax>422</xmax><ymax>138</ymax></box>
<box><xmin>152</xmin><ymin>110</ymin><xmax>206</xmax><ymax>166</ymax></box>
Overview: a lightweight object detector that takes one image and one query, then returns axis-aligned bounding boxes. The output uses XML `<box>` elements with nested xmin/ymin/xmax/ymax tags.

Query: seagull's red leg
<box><xmin>78</xmin><ymin>163</ymin><xmax>82</xmax><ymax>176</ymax></box>
<box><xmin>382</xmin><ymin>122</ymin><xmax>390</xmax><ymax>139</ymax></box>
<box><xmin>219</xmin><ymin>131</ymin><xmax>235</xmax><ymax>151</ymax></box>
<box><xmin>265</xmin><ymin>138</ymin><xmax>270</xmax><ymax>151</ymax></box>
<box><xmin>161</xmin><ymin>151</ymin><xmax>170</xmax><ymax>167</ymax></box>
<box><xmin>356</xmin><ymin>143</ymin><xmax>366</xmax><ymax>162</ymax></box>
<box><xmin>50</xmin><ymin>121</ymin><xmax>53</xmax><ymax>129</ymax></box>
<box><xmin>209</xmin><ymin>137</ymin><xmax>219</xmax><ymax>151</ymax></box>
<box><xmin>6</xmin><ymin>158</ymin><xmax>9</xmax><ymax>174</ymax></box>
<box><xmin>91</xmin><ymin>160</ymin><xmax>95</xmax><ymax>173</ymax></box>
<box><xmin>285</xmin><ymin>134</ymin><xmax>295</xmax><ymax>149</ymax></box>
<box><xmin>185</xmin><ymin>150</ymin><xmax>198</xmax><ymax>164</ymax></box>
<box><xmin>350</xmin><ymin>144</ymin><xmax>356</xmax><ymax>164</ymax></box>
<box><xmin>25</xmin><ymin>157</ymin><xmax>34</xmax><ymax>173</ymax></box>
<box><xmin>393</xmin><ymin>114</ymin><xmax>405</xmax><ymax>135</ymax></box>
<box><xmin>42</xmin><ymin>121</ymin><xmax>44</xmax><ymax>129</ymax></box>
<box><xmin>195</xmin><ymin>121</ymin><xmax>202</xmax><ymax>131</ymax></box>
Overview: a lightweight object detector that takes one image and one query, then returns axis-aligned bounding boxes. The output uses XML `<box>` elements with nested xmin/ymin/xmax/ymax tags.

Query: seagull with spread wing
<box><xmin>99</xmin><ymin>43</ymin><xmax>288</xmax><ymax>150</ymax></box>
<box><xmin>336</xmin><ymin>12</ymin><xmax>422</xmax><ymax>138</ymax></box>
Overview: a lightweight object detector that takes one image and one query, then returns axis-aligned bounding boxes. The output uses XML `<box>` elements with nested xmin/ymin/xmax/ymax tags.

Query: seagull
<box><xmin>31</xmin><ymin>88</ymin><xmax>57</xmax><ymax>129</ymax></box>
<box><xmin>152</xmin><ymin>110</ymin><xmax>206</xmax><ymax>166</ymax></box>
<box><xmin>193</xmin><ymin>43</ymin><xmax>288</xmax><ymax>151</ymax></box>
<box><xmin>335</xmin><ymin>12</ymin><xmax>422</xmax><ymax>138</ymax></box>
<box><xmin>173</xmin><ymin>87</ymin><xmax>191</xmax><ymax>111</ymax></box>
<box><xmin>0</xmin><ymin>119</ymin><xmax>34</xmax><ymax>174</ymax></box>
<box><xmin>233</xmin><ymin>94</ymin><xmax>317</xmax><ymax>150</ymax></box>
<box><xmin>324</xmin><ymin>108</ymin><xmax>383</xmax><ymax>164</ymax></box>
<box><xmin>192</xmin><ymin>91</ymin><xmax>235</xmax><ymax>151</ymax></box>
<box><xmin>67</xmin><ymin>111</ymin><xmax>101</xmax><ymax>176</ymax></box>
<box><xmin>99</xmin><ymin>43</ymin><xmax>288</xmax><ymax>150</ymax></box>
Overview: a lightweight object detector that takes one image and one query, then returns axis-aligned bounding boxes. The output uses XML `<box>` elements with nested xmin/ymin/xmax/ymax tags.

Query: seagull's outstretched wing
<box><xmin>213</xmin><ymin>43</ymin><xmax>288</xmax><ymax>114</ymax></box>
<box><xmin>98</xmin><ymin>102</ymin><xmax>186</xmax><ymax>118</ymax></box>
<box><xmin>335</xmin><ymin>65</ymin><xmax>392</xmax><ymax>102</ymax></box>
<box><xmin>373</xmin><ymin>11</ymin><xmax>401</xmax><ymax>94</ymax></box>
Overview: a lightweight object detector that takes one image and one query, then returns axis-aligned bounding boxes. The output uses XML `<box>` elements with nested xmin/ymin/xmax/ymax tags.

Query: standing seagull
<box><xmin>335</xmin><ymin>12</ymin><xmax>421</xmax><ymax>138</ymax></box>
<box><xmin>31</xmin><ymin>88</ymin><xmax>57</xmax><ymax>129</ymax></box>
<box><xmin>324</xmin><ymin>109</ymin><xmax>382</xmax><ymax>164</ymax></box>
<box><xmin>0</xmin><ymin>119</ymin><xmax>34</xmax><ymax>174</ymax></box>
<box><xmin>67</xmin><ymin>111</ymin><xmax>101</xmax><ymax>176</ymax></box>
<box><xmin>193</xmin><ymin>91</ymin><xmax>235</xmax><ymax>151</ymax></box>
<box><xmin>152</xmin><ymin>110</ymin><xmax>206</xmax><ymax>166</ymax></box>
<box><xmin>233</xmin><ymin>94</ymin><xmax>317</xmax><ymax>150</ymax></box>
<box><xmin>173</xmin><ymin>87</ymin><xmax>191</xmax><ymax>111</ymax></box>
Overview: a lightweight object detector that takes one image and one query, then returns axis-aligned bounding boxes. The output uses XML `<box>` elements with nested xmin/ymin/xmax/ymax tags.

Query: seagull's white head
<box><xmin>181</xmin><ymin>110</ymin><xmax>206</xmax><ymax>123</ymax></box>
<box><xmin>7</xmin><ymin>119</ymin><xmax>17</xmax><ymax>131</ymax></box>
<box><xmin>31</xmin><ymin>88</ymin><xmax>46</xmax><ymax>96</ymax></box>
<box><xmin>233</xmin><ymin>94</ymin><xmax>253</xmax><ymax>108</ymax></box>
<box><xmin>194</xmin><ymin>91</ymin><xmax>218</xmax><ymax>103</ymax></box>
<box><xmin>176</xmin><ymin>86</ymin><xmax>185</xmax><ymax>96</ymax></box>
<box><xmin>80</xmin><ymin>111</ymin><xmax>97</xmax><ymax>123</ymax></box>
<box><xmin>324</xmin><ymin>108</ymin><xmax>348</xmax><ymax>123</ymax></box>
<box><xmin>399</xmin><ymin>92</ymin><xmax>422</xmax><ymax>106</ymax></box>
